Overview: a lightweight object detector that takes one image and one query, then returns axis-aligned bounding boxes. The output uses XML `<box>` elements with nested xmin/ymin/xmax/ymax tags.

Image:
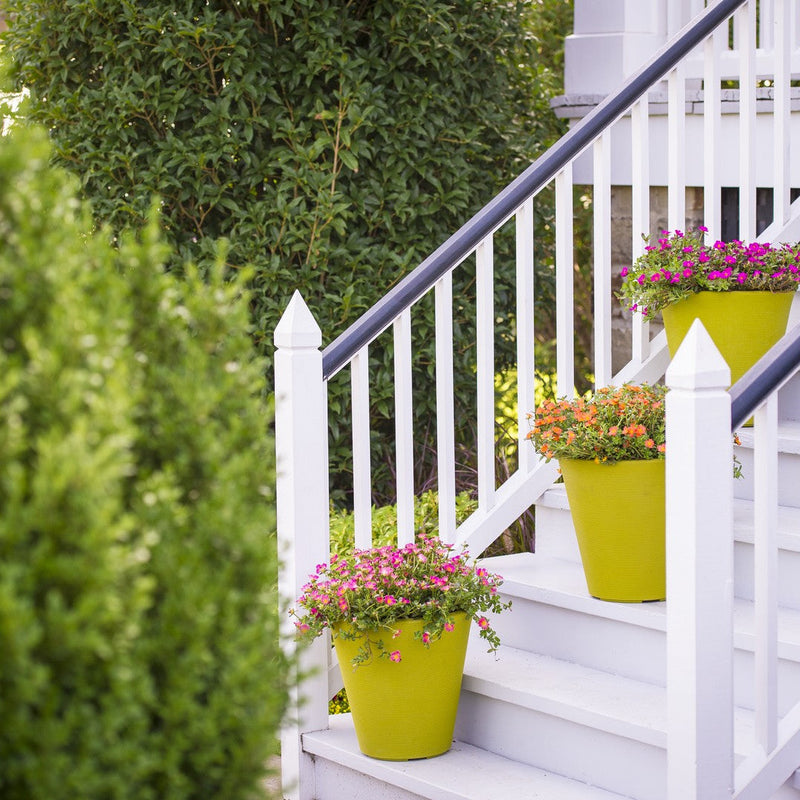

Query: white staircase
<box><xmin>275</xmin><ymin>2</ymin><xmax>800</xmax><ymax>797</ymax></box>
<box><xmin>297</xmin><ymin>374</ymin><xmax>800</xmax><ymax>800</ymax></box>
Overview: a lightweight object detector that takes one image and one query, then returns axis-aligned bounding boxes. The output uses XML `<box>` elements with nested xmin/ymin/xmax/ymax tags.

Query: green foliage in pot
<box><xmin>618</xmin><ymin>227</ymin><xmax>800</xmax><ymax>317</ymax></box>
<box><xmin>0</xmin><ymin>128</ymin><xmax>286</xmax><ymax>800</ymax></box>
<box><xmin>0</xmin><ymin>0</ymin><xmax>573</xmax><ymax>504</ymax></box>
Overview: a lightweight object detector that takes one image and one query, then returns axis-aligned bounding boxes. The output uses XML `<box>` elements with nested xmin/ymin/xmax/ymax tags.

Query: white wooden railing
<box><xmin>275</xmin><ymin>2</ymin><xmax>800</xmax><ymax>798</ymax></box>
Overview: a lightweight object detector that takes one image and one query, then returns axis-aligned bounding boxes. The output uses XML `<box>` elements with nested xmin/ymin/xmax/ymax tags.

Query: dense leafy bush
<box><xmin>1</xmin><ymin>0</ymin><xmax>571</xmax><ymax>501</ymax></box>
<box><xmin>0</xmin><ymin>128</ymin><xmax>286</xmax><ymax>800</ymax></box>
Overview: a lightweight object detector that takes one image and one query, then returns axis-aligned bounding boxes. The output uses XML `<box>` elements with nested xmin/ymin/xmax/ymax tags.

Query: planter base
<box><xmin>333</xmin><ymin>614</ymin><xmax>470</xmax><ymax>760</ymax></box>
<box><xmin>559</xmin><ymin>459</ymin><xmax>666</xmax><ymax>603</ymax></box>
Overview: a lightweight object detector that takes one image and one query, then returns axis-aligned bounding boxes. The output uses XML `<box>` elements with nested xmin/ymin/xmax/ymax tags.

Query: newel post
<box><xmin>275</xmin><ymin>292</ymin><xmax>330</xmax><ymax>800</ymax></box>
<box><xmin>665</xmin><ymin>319</ymin><xmax>734</xmax><ymax>800</ymax></box>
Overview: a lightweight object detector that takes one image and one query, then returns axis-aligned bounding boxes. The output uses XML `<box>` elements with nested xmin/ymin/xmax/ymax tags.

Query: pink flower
<box><xmin>444</xmin><ymin>622</ymin><xmax>455</xmax><ymax>633</ymax></box>
<box><xmin>422</xmin><ymin>632</ymin><xmax>431</xmax><ymax>644</ymax></box>
<box><xmin>389</xmin><ymin>650</ymin><xmax>402</xmax><ymax>663</ymax></box>
<box><xmin>477</xmin><ymin>617</ymin><xmax>490</xmax><ymax>630</ymax></box>
<box><xmin>620</xmin><ymin>266</ymin><xmax>629</xmax><ymax>277</ymax></box>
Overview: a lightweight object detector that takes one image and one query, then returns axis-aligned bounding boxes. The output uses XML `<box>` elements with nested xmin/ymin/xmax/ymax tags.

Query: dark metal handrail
<box><xmin>321</xmin><ymin>0</ymin><xmax>747</xmax><ymax>380</ymax></box>
<box><xmin>730</xmin><ymin>320</ymin><xmax>800</xmax><ymax>430</ymax></box>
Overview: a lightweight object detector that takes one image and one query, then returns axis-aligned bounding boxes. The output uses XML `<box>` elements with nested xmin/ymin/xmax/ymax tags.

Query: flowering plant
<box><xmin>527</xmin><ymin>383</ymin><xmax>667</xmax><ymax>463</ymax></box>
<box><xmin>618</xmin><ymin>227</ymin><xmax>800</xmax><ymax>317</ymax></box>
<box><xmin>291</xmin><ymin>534</ymin><xmax>510</xmax><ymax>666</ymax></box>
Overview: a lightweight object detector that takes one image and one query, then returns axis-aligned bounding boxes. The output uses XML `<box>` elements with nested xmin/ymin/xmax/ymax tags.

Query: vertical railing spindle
<box><xmin>668</xmin><ymin>65</ymin><xmax>687</xmax><ymax>232</ymax></box>
<box><xmin>394</xmin><ymin>309</ymin><xmax>415</xmax><ymax>546</ymax></box>
<box><xmin>738</xmin><ymin>1</ymin><xmax>757</xmax><ymax>240</ymax></box>
<box><xmin>593</xmin><ymin>130</ymin><xmax>612</xmax><ymax>388</ymax></box>
<box><xmin>773</xmin><ymin>0</ymin><xmax>791</xmax><ymax>229</ymax></box>
<box><xmin>753</xmin><ymin>394</ymin><xmax>779</xmax><ymax>753</ymax></box>
<box><xmin>351</xmin><ymin>348</ymin><xmax>372</xmax><ymax>549</ymax></box>
<box><xmin>516</xmin><ymin>198</ymin><xmax>536</xmax><ymax>474</ymax></box>
<box><xmin>477</xmin><ymin>237</ymin><xmax>496</xmax><ymax>510</ymax></box>
<box><xmin>631</xmin><ymin>99</ymin><xmax>651</xmax><ymax>364</ymax></box>
<box><xmin>435</xmin><ymin>273</ymin><xmax>457</xmax><ymax>543</ymax></box>
<box><xmin>704</xmin><ymin>24</ymin><xmax>723</xmax><ymax>240</ymax></box>
<box><xmin>555</xmin><ymin>166</ymin><xmax>575</xmax><ymax>398</ymax></box>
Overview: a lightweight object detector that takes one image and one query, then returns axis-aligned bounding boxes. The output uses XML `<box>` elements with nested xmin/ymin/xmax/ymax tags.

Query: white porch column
<box><xmin>275</xmin><ymin>292</ymin><xmax>331</xmax><ymax>800</ymax></box>
<box><xmin>665</xmin><ymin>319</ymin><xmax>734</xmax><ymax>800</ymax></box>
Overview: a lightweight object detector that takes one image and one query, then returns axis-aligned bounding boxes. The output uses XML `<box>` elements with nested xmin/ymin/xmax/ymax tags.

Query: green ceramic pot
<box><xmin>332</xmin><ymin>612</ymin><xmax>470</xmax><ymax>760</ymax></box>
<box><xmin>662</xmin><ymin>291</ymin><xmax>794</xmax><ymax>386</ymax></box>
<box><xmin>559</xmin><ymin>458</ymin><xmax>665</xmax><ymax>603</ymax></box>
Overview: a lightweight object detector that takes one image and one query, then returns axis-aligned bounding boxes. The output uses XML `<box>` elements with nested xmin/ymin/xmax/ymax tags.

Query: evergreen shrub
<box><xmin>0</xmin><ymin>128</ymin><xmax>286</xmax><ymax>800</ymax></box>
<box><xmin>1</xmin><ymin>0</ymin><xmax>571</xmax><ymax>502</ymax></box>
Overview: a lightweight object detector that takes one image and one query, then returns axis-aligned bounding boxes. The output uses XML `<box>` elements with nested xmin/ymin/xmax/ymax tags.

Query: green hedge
<box><xmin>1</xmin><ymin>0</ymin><xmax>572</xmax><ymax>502</ymax></box>
<box><xmin>0</xmin><ymin>128</ymin><xmax>286</xmax><ymax>800</ymax></box>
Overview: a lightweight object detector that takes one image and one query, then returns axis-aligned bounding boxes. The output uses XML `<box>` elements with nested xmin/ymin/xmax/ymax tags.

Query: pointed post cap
<box><xmin>274</xmin><ymin>291</ymin><xmax>322</xmax><ymax>349</ymax></box>
<box><xmin>665</xmin><ymin>318</ymin><xmax>731</xmax><ymax>390</ymax></box>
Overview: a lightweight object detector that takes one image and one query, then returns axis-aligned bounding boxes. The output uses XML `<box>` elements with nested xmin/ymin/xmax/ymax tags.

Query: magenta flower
<box><xmin>389</xmin><ymin>650</ymin><xmax>402</xmax><ymax>663</ymax></box>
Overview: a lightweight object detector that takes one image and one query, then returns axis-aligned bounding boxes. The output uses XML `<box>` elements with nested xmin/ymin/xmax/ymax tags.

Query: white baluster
<box><xmin>753</xmin><ymin>394</ymin><xmax>779</xmax><ymax>753</ymax></box>
<box><xmin>394</xmin><ymin>309</ymin><xmax>415</xmax><ymax>546</ymax></box>
<box><xmin>516</xmin><ymin>198</ymin><xmax>536</xmax><ymax>474</ymax></box>
<box><xmin>773</xmin><ymin>0</ymin><xmax>791</xmax><ymax>228</ymax></box>
<box><xmin>593</xmin><ymin>130</ymin><xmax>612</xmax><ymax>388</ymax></box>
<box><xmin>555</xmin><ymin>166</ymin><xmax>575</xmax><ymax>398</ymax></box>
<box><xmin>668</xmin><ymin>65</ymin><xmax>687</xmax><ymax>232</ymax></box>
<box><xmin>704</xmin><ymin>24</ymin><xmax>723</xmax><ymax>240</ymax></box>
<box><xmin>738</xmin><ymin>1</ymin><xmax>756</xmax><ymax>240</ymax></box>
<box><xmin>631</xmin><ymin>99</ymin><xmax>651</xmax><ymax>363</ymax></box>
<box><xmin>477</xmin><ymin>237</ymin><xmax>496</xmax><ymax>510</ymax></box>
<box><xmin>435</xmin><ymin>273</ymin><xmax>457</xmax><ymax>543</ymax></box>
<box><xmin>351</xmin><ymin>347</ymin><xmax>372</xmax><ymax>549</ymax></box>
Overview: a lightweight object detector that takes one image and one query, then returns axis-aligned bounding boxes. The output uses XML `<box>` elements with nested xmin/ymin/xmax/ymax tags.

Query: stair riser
<box><xmin>455</xmin><ymin>693</ymin><xmax>665</xmax><ymax>800</ymax></box>
<box><xmin>313</xmin><ymin>758</ymin><xmax>424</xmax><ymax>800</ymax></box>
<box><xmin>455</xmin><ymin>692</ymin><xmax>800</xmax><ymax>800</ymax></box>
<box><xmin>487</xmin><ymin>598</ymin><xmax>666</xmax><ymax>684</ymax></box>
<box><xmin>778</xmin><ymin>371</ymin><xmax>800</xmax><ymax>422</ymax></box>
<box><xmin>734</xmin><ymin>543</ymin><xmax>800</xmax><ymax>610</ymax></box>
<box><xmin>488</xmin><ymin>598</ymin><xmax>800</xmax><ymax>712</ymax></box>
<box><xmin>734</xmin><ymin>449</ymin><xmax>800</xmax><ymax>508</ymax></box>
<box><xmin>536</xmin><ymin>503</ymin><xmax>800</xmax><ymax>608</ymax></box>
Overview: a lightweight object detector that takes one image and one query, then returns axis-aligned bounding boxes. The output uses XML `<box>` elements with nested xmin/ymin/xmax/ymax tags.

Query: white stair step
<box><xmin>535</xmin><ymin>487</ymin><xmax>800</xmax><ymax>609</ymax></box>
<box><xmin>478</xmin><ymin>553</ymin><xmax>800</xmax><ymax>712</ymax></box>
<box><xmin>458</xmin><ymin>639</ymin><xmax>798</xmax><ymax>800</ymax></box>
<box><xmin>303</xmin><ymin>713</ymin><xmax>630</xmax><ymax>800</ymax></box>
<box><xmin>735</xmin><ymin>421</ymin><xmax>800</xmax><ymax>508</ymax></box>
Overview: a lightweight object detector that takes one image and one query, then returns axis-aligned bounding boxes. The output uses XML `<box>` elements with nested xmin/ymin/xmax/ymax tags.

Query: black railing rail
<box><xmin>730</xmin><ymin>320</ymin><xmax>800</xmax><ymax>430</ymax></box>
<box><xmin>320</xmin><ymin>0</ymin><xmax>747</xmax><ymax>380</ymax></box>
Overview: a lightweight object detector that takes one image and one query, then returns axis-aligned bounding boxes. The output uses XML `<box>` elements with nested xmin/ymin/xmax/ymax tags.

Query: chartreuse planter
<box><xmin>559</xmin><ymin>458</ymin><xmax>666</xmax><ymax>603</ymax></box>
<box><xmin>662</xmin><ymin>291</ymin><xmax>794</xmax><ymax>386</ymax></box>
<box><xmin>332</xmin><ymin>613</ymin><xmax>471</xmax><ymax>760</ymax></box>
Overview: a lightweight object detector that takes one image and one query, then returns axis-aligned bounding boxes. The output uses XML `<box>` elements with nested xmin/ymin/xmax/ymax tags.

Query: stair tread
<box><xmin>303</xmin><ymin>713</ymin><xmax>631</xmax><ymax>800</ymax></box>
<box><xmin>479</xmin><ymin>553</ymin><xmax>800</xmax><ymax>657</ymax></box>
<box><xmin>463</xmin><ymin>637</ymin><xmax>785</xmax><ymax>760</ymax></box>
<box><xmin>464</xmin><ymin>639</ymin><xmax>666</xmax><ymax>746</ymax></box>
